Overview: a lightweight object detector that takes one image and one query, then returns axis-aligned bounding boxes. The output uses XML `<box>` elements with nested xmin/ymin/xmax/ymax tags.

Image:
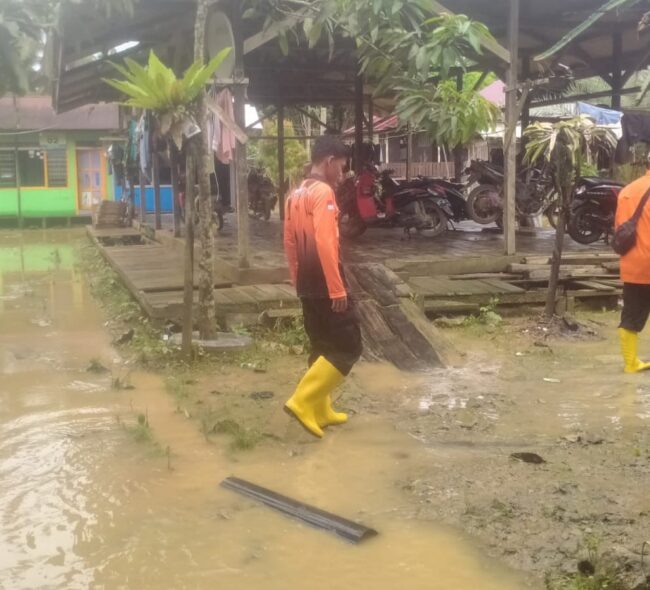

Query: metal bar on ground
<box><xmin>503</xmin><ymin>0</ymin><xmax>519</xmax><ymax>256</ymax></box>
<box><xmin>221</xmin><ymin>477</ymin><xmax>378</xmax><ymax>544</ymax></box>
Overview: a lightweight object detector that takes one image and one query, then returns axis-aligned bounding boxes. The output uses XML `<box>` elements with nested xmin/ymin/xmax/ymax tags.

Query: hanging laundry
<box><xmin>137</xmin><ymin>112</ymin><xmax>152</xmax><ymax>182</ymax></box>
<box><xmin>208</xmin><ymin>88</ymin><xmax>237</xmax><ymax>164</ymax></box>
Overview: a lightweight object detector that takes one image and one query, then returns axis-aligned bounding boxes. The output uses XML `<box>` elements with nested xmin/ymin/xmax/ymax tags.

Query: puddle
<box><xmin>0</xmin><ymin>230</ymin><xmax>530</xmax><ymax>589</ymax></box>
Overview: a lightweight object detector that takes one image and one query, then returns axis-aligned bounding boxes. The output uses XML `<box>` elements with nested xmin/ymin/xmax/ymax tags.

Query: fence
<box><xmin>379</xmin><ymin>161</ymin><xmax>456</xmax><ymax>178</ymax></box>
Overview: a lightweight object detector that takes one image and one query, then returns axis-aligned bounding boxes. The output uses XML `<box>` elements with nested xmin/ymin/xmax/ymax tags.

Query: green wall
<box><xmin>0</xmin><ymin>134</ymin><xmax>115</xmax><ymax>218</ymax></box>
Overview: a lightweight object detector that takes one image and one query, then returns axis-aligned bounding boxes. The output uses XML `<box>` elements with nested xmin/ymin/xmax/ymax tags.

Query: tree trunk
<box><xmin>182</xmin><ymin>149</ymin><xmax>196</xmax><ymax>359</ymax></box>
<box><xmin>193</xmin><ymin>0</ymin><xmax>217</xmax><ymax>339</ymax></box>
<box><xmin>544</xmin><ymin>190</ymin><xmax>568</xmax><ymax>317</ymax></box>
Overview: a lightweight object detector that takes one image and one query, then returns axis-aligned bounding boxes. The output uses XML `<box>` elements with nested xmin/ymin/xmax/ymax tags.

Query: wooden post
<box><xmin>182</xmin><ymin>152</ymin><xmax>195</xmax><ymax>359</ymax></box>
<box><xmin>170</xmin><ymin>144</ymin><xmax>181</xmax><ymax>238</ymax></box>
<box><xmin>612</xmin><ymin>31</ymin><xmax>623</xmax><ymax>110</ymax></box>
<box><xmin>453</xmin><ymin>71</ymin><xmax>464</xmax><ymax>182</ymax></box>
<box><xmin>232</xmin><ymin>5</ymin><xmax>250</xmax><ymax>269</ymax></box>
<box><xmin>354</xmin><ymin>73</ymin><xmax>364</xmax><ymax>172</ymax></box>
<box><xmin>153</xmin><ymin>152</ymin><xmax>162</xmax><ymax>230</ymax></box>
<box><xmin>14</xmin><ymin>145</ymin><xmax>22</xmax><ymax>229</ymax></box>
<box><xmin>368</xmin><ymin>95</ymin><xmax>374</xmax><ymax>142</ymax></box>
<box><xmin>139</xmin><ymin>171</ymin><xmax>147</xmax><ymax>224</ymax></box>
<box><xmin>406</xmin><ymin>129</ymin><xmax>412</xmax><ymax>181</ymax></box>
<box><xmin>503</xmin><ymin>0</ymin><xmax>519</xmax><ymax>256</ymax></box>
<box><xmin>278</xmin><ymin>104</ymin><xmax>286</xmax><ymax>221</ymax></box>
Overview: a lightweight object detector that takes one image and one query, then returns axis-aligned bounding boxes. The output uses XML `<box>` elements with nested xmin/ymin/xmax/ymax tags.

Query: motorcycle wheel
<box><xmin>339</xmin><ymin>212</ymin><xmax>367</xmax><ymax>239</ymax></box>
<box><xmin>419</xmin><ymin>201</ymin><xmax>448</xmax><ymax>238</ymax></box>
<box><xmin>467</xmin><ymin>184</ymin><xmax>501</xmax><ymax>225</ymax></box>
<box><xmin>544</xmin><ymin>196</ymin><xmax>561</xmax><ymax>229</ymax></box>
<box><xmin>567</xmin><ymin>204</ymin><xmax>604</xmax><ymax>244</ymax></box>
<box><xmin>262</xmin><ymin>197</ymin><xmax>273</xmax><ymax>221</ymax></box>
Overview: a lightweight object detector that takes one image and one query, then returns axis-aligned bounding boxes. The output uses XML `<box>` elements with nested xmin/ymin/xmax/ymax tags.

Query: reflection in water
<box><xmin>0</xmin><ymin>231</ymin><xmax>527</xmax><ymax>589</ymax></box>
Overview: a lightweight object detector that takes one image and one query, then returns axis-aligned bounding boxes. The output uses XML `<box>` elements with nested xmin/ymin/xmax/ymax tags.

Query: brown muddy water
<box><xmin>0</xmin><ymin>230</ymin><xmax>529</xmax><ymax>589</ymax></box>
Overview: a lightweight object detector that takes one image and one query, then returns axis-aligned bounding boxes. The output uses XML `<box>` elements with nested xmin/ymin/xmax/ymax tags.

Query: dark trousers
<box><xmin>620</xmin><ymin>283</ymin><xmax>650</xmax><ymax>332</ymax></box>
<box><xmin>301</xmin><ymin>297</ymin><xmax>362</xmax><ymax>376</ymax></box>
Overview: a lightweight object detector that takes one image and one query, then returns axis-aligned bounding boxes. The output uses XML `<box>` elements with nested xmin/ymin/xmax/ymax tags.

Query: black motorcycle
<box><xmin>567</xmin><ymin>177</ymin><xmax>625</xmax><ymax>244</ymax></box>
<box><xmin>336</xmin><ymin>167</ymin><xmax>452</xmax><ymax>239</ymax></box>
<box><xmin>465</xmin><ymin>160</ymin><xmax>558</xmax><ymax>227</ymax></box>
<box><xmin>248</xmin><ymin>167</ymin><xmax>277</xmax><ymax>220</ymax></box>
<box><xmin>401</xmin><ymin>176</ymin><xmax>470</xmax><ymax>224</ymax></box>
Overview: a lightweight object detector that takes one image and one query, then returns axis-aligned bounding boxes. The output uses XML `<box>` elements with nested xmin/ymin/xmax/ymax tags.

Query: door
<box><xmin>76</xmin><ymin>149</ymin><xmax>105</xmax><ymax>211</ymax></box>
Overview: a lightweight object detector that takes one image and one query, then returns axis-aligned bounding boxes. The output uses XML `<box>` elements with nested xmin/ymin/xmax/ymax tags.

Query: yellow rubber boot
<box><xmin>320</xmin><ymin>394</ymin><xmax>349</xmax><ymax>427</ymax></box>
<box><xmin>309</xmin><ymin>357</ymin><xmax>347</xmax><ymax>427</ymax></box>
<box><xmin>284</xmin><ymin>360</ymin><xmax>328</xmax><ymax>438</ymax></box>
<box><xmin>618</xmin><ymin>328</ymin><xmax>650</xmax><ymax>374</ymax></box>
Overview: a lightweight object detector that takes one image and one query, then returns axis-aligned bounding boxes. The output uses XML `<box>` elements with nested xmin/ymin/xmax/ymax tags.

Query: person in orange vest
<box><xmin>283</xmin><ymin>136</ymin><xmax>362</xmax><ymax>437</ymax></box>
<box><xmin>615</xmin><ymin>155</ymin><xmax>650</xmax><ymax>373</ymax></box>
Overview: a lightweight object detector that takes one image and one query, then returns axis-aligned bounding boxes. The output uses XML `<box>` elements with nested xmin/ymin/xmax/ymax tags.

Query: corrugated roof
<box><xmin>0</xmin><ymin>95</ymin><xmax>119</xmax><ymax>131</ymax></box>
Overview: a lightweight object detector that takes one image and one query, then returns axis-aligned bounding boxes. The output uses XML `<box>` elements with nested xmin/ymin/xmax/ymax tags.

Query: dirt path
<box><xmin>178</xmin><ymin>311</ymin><xmax>650</xmax><ymax>587</ymax></box>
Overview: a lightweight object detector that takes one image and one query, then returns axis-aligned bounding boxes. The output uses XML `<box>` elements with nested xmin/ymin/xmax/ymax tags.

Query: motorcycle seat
<box><xmin>580</xmin><ymin>176</ymin><xmax>624</xmax><ymax>188</ymax></box>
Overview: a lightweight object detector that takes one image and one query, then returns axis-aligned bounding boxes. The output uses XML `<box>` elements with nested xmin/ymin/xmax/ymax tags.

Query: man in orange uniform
<box><xmin>283</xmin><ymin>136</ymin><xmax>362</xmax><ymax>437</ymax></box>
<box><xmin>615</xmin><ymin>156</ymin><xmax>650</xmax><ymax>373</ymax></box>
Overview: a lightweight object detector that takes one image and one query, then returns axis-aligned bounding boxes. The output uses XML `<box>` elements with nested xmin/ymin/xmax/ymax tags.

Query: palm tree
<box><xmin>524</xmin><ymin>117</ymin><xmax>617</xmax><ymax>317</ymax></box>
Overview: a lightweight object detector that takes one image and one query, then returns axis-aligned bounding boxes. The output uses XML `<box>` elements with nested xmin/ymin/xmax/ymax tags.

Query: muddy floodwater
<box><xmin>0</xmin><ymin>230</ymin><xmax>529</xmax><ymax>589</ymax></box>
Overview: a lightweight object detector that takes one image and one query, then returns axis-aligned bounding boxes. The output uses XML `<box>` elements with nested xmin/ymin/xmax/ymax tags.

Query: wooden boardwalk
<box><xmin>88</xmin><ymin>226</ymin><xmax>300</xmax><ymax>327</ymax></box>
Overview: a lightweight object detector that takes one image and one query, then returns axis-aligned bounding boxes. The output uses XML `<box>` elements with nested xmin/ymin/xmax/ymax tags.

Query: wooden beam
<box><xmin>294</xmin><ymin>106</ymin><xmax>337</xmax><ymax>133</ymax></box>
<box><xmin>354</xmin><ymin>74</ymin><xmax>364</xmax><ymax>172</ymax></box>
<box><xmin>245</xmin><ymin>107</ymin><xmax>277</xmax><ymax>131</ymax></box>
<box><xmin>530</xmin><ymin>85</ymin><xmax>640</xmax><ymax>107</ymax></box>
<box><xmin>232</xmin><ymin>5</ymin><xmax>250</xmax><ymax>270</ymax></box>
<box><xmin>243</xmin><ymin>13</ymin><xmax>304</xmax><ymax>55</ymax></box>
<box><xmin>612</xmin><ymin>31</ymin><xmax>623</xmax><ymax>110</ymax></box>
<box><xmin>622</xmin><ymin>43</ymin><xmax>650</xmax><ymax>85</ymax></box>
<box><xmin>170</xmin><ymin>144</ymin><xmax>181</xmax><ymax>238</ymax></box>
<box><xmin>425</xmin><ymin>0</ymin><xmax>510</xmax><ymax>64</ymax></box>
<box><xmin>139</xmin><ymin>171</ymin><xmax>147</xmax><ymax>224</ymax></box>
<box><xmin>153</xmin><ymin>152</ymin><xmax>162</xmax><ymax>230</ymax></box>
<box><xmin>504</xmin><ymin>0</ymin><xmax>519</xmax><ymax>256</ymax></box>
<box><xmin>278</xmin><ymin>104</ymin><xmax>286</xmax><ymax>221</ymax></box>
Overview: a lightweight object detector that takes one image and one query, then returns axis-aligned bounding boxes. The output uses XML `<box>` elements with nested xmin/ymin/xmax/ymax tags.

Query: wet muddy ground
<box><xmin>1</xmin><ymin>229</ymin><xmax>649</xmax><ymax>589</ymax></box>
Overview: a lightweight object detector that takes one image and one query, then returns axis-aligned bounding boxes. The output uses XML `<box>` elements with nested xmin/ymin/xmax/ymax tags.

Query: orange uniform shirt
<box><xmin>284</xmin><ymin>179</ymin><xmax>347</xmax><ymax>300</ymax></box>
<box><xmin>615</xmin><ymin>171</ymin><xmax>650</xmax><ymax>284</ymax></box>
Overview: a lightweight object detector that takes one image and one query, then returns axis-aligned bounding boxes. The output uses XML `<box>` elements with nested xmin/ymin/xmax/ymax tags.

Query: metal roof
<box><xmin>48</xmin><ymin>0</ymin><xmax>650</xmax><ymax>113</ymax></box>
<box><xmin>0</xmin><ymin>95</ymin><xmax>120</xmax><ymax>131</ymax></box>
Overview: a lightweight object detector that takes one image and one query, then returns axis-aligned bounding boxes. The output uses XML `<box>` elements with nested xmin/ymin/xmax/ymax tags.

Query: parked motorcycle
<box><xmin>336</xmin><ymin>166</ymin><xmax>452</xmax><ymax>239</ymax></box>
<box><xmin>567</xmin><ymin>177</ymin><xmax>624</xmax><ymax>244</ymax></box>
<box><xmin>248</xmin><ymin>167</ymin><xmax>277</xmax><ymax>220</ymax></box>
<box><xmin>401</xmin><ymin>176</ymin><xmax>470</xmax><ymax>224</ymax></box>
<box><xmin>465</xmin><ymin>160</ymin><xmax>558</xmax><ymax>227</ymax></box>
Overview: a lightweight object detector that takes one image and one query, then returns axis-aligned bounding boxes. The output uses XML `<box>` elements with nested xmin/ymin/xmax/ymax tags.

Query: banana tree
<box><xmin>524</xmin><ymin>117</ymin><xmax>617</xmax><ymax>317</ymax></box>
<box><xmin>105</xmin><ymin>47</ymin><xmax>231</xmax><ymax>351</ymax></box>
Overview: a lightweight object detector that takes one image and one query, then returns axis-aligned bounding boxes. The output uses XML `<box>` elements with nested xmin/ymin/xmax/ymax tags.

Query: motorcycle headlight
<box><xmin>575</xmin><ymin>185</ymin><xmax>586</xmax><ymax>195</ymax></box>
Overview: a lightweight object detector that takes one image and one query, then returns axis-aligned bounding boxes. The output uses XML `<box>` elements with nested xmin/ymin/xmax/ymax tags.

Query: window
<box><xmin>46</xmin><ymin>149</ymin><xmax>68</xmax><ymax>187</ymax></box>
<box><xmin>0</xmin><ymin>151</ymin><xmax>16</xmax><ymax>188</ymax></box>
<box><xmin>0</xmin><ymin>148</ymin><xmax>69</xmax><ymax>189</ymax></box>
<box><xmin>18</xmin><ymin>149</ymin><xmax>45</xmax><ymax>187</ymax></box>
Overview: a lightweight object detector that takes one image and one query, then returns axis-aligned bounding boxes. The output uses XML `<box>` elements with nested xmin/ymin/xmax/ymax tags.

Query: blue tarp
<box><xmin>577</xmin><ymin>102</ymin><xmax>622</xmax><ymax>126</ymax></box>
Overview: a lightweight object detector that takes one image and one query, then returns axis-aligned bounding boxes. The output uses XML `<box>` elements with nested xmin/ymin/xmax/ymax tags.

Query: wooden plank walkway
<box><xmin>87</xmin><ymin>226</ymin><xmax>299</xmax><ymax>327</ymax></box>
